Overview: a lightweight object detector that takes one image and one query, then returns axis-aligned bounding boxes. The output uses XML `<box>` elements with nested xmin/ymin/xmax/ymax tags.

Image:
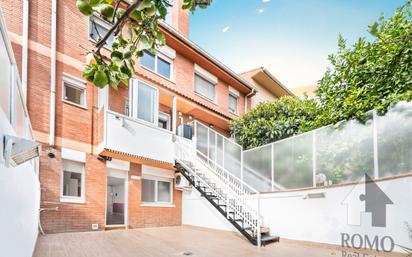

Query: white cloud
<box><xmin>262</xmin><ymin>0</ymin><xmax>271</xmax><ymax>2</ymax></box>
<box><xmin>257</xmin><ymin>8</ymin><xmax>265</xmax><ymax>14</ymax></box>
<box><xmin>222</xmin><ymin>26</ymin><xmax>230</xmax><ymax>33</ymax></box>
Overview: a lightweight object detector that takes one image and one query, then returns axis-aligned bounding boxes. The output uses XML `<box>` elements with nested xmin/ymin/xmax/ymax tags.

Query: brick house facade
<box><xmin>0</xmin><ymin>0</ymin><xmax>256</xmax><ymax>233</ymax></box>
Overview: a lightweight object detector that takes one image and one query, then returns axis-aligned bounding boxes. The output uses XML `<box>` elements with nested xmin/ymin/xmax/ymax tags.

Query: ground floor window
<box><xmin>61</xmin><ymin>159</ymin><xmax>85</xmax><ymax>203</ymax></box>
<box><xmin>141</xmin><ymin>176</ymin><xmax>172</xmax><ymax>204</ymax></box>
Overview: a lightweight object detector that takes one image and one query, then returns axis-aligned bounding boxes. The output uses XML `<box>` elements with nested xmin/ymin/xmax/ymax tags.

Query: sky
<box><xmin>189</xmin><ymin>0</ymin><xmax>406</xmax><ymax>88</ymax></box>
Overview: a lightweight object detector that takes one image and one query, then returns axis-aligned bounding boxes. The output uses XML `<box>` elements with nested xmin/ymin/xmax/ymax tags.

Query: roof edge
<box><xmin>260</xmin><ymin>67</ymin><xmax>294</xmax><ymax>96</ymax></box>
<box><xmin>159</xmin><ymin>21</ymin><xmax>256</xmax><ymax>92</ymax></box>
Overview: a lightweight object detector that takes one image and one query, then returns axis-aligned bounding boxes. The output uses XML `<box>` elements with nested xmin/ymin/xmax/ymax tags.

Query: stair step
<box><xmin>261</xmin><ymin>235</ymin><xmax>280</xmax><ymax>246</ymax></box>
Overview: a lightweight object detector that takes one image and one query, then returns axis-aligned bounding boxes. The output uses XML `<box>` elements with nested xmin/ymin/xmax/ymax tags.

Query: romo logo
<box><xmin>342</xmin><ymin>174</ymin><xmax>393</xmax><ymax>227</ymax></box>
<box><xmin>340</xmin><ymin>174</ymin><xmax>395</xmax><ymax>254</ymax></box>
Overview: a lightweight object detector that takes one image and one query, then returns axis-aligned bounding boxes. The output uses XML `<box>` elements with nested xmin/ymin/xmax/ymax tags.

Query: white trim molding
<box><xmin>61</xmin><ymin>147</ymin><xmax>86</xmax><ymax>163</ymax></box>
<box><xmin>194</xmin><ymin>64</ymin><xmax>218</xmax><ymax>84</ymax></box>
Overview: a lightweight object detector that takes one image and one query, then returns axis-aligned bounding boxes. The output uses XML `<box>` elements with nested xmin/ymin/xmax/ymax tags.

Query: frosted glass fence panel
<box><xmin>273</xmin><ymin>132</ymin><xmax>313</xmax><ymax>189</ymax></box>
<box><xmin>208</xmin><ymin>130</ymin><xmax>217</xmax><ymax>166</ymax></box>
<box><xmin>377</xmin><ymin>101</ymin><xmax>412</xmax><ymax>177</ymax></box>
<box><xmin>243</xmin><ymin>144</ymin><xmax>272</xmax><ymax>192</ymax></box>
<box><xmin>224</xmin><ymin>138</ymin><xmax>242</xmax><ymax>179</ymax></box>
<box><xmin>216</xmin><ymin>135</ymin><xmax>224</xmax><ymax>166</ymax></box>
<box><xmin>315</xmin><ymin>113</ymin><xmax>374</xmax><ymax>185</ymax></box>
<box><xmin>196</xmin><ymin>122</ymin><xmax>208</xmax><ymax>160</ymax></box>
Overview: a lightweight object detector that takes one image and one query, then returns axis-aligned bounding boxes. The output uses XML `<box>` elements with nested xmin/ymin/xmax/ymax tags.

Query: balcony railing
<box><xmin>104</xmin><ymin>110</ymin><xmax>175</xmax><ymax>164</ymax></box>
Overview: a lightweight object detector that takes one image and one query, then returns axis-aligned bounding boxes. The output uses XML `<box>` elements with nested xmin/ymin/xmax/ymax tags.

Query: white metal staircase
<box><xmin>174</xmin><ymin>135</ymin><xmax>279</xmax><ymax>246</ymax></box>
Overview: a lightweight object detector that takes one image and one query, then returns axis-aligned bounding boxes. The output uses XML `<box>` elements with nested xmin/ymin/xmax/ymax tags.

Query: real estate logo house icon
<box><xmin>342</xmin><ymin>174</ymin><xmax>394</xmax><ymax>227</ymax></box>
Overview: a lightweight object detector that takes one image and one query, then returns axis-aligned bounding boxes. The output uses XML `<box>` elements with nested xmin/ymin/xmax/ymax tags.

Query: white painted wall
<box><xmin>0</xmin><ymin>9</ymin><xmax>40</xmax><ymax>256</ymax></box>
<box><xmin>182</xmin><ymin>176</ymin><xmax>412</xmax><ymax>252</ymax></box>
<box><xmin>105</xmin><ymin>111</ymin><xmax>175</xmax><ymax>164</ymax></box>
<box><xmin>0</xmin><ymin>109</ymin><xmax>40</xmax><ymax>257</ymax></box>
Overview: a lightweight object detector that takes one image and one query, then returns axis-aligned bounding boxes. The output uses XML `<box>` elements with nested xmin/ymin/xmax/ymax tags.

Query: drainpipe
<box><xmin>244</xmin><ymin>88</ymin><xmax>255</xmax><ymax>113</ymax></box>
<box><xmin>49</xmin><ymin>0</ymin><xmax>57</xmax><ymax>146</ymax></box>
<box><xmin>21</xmin><ymin>0</ymin><xmax>29</xmax><ymax>102</ymax></box>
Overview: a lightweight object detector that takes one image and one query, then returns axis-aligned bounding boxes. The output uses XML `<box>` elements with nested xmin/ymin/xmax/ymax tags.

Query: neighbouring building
<box><xmin>240</xmin><ymin>67</ymin><xmax>294</xmax><ymax>108</ymax></box>
<box><xmin>290</xmin><ymin>84</ymin><xmax>318</xmax><ymax>98</ymax></box>
<box><xmin>0</xmin><ymin>0</ymin><xmax>256</xmax><ymax>233</ymax></box>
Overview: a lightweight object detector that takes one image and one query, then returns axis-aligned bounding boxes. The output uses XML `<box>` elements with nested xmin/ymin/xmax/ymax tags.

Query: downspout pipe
<box><xmin>49</xmin><ymin>0</ymin><xmax>57</xmax><ymax>146</ymax></box>
<box><xmin>244</xmin><ymin>88</ymin><xmax>255</xmax><ymax>113</ymax></box>
<box><xmin>22</xmin><ymin>0</ymin><xmax>29</xmax><ymax>103</ymax></box>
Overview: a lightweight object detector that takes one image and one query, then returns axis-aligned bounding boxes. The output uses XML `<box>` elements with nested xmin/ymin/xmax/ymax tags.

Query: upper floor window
<box><xmin>140</xmin><ymin>50</ymin><xmax>172</xmax><ymax>79</ymax></box>
<box><xmin>229</xmin><ymin>93</ymin><xmax>238</xmax><ymax>114</ymax></box>
<box><xmin>195</xmin><ymin>74</ymin><xmax>215</xmax><ymax>101</ymax></box>
<box><xmin>131</xmin><ymin>79</ymin><xmax>159</xmax><ymax>125</ymax></box>
<box><xmin>228</xmin><ymin>86</ymin><xmax>239</xmax><ymax>114</ymax></box>
<box><xmin>89</xmin><ymin>16</ymin><xmax>115</xmax><ymax>47</ymax></box>
<box><xmin>62</xmin><ymin>74</ymin><xmax>87</xmax><ymax>108</ymax></box>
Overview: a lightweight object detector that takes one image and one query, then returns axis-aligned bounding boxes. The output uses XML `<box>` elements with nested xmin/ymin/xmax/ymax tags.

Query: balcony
<box><xmin>103</xmin><ymin>110</ymin><xmax>175</xmax><ymax>164</ymax></box>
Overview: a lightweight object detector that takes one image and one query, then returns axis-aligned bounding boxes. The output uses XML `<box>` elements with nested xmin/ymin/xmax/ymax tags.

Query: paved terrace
<box><xmin>34</xmin><ymin>226</ymin><xmax>404</xmax><ymax>257</ymax></box>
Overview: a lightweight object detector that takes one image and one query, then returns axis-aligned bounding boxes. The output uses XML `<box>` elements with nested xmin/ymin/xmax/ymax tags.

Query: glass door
<box><xmin>131</xmin><ymin>79</ymin><xmax>159</xmax><ymax>125</ymax></box>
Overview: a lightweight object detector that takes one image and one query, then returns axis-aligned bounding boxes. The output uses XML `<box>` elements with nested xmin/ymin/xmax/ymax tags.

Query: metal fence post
<box><xmin>271</xmin><ymin>143</ymin><xmax>275</xmax><ymax>191</ymax></box>
<box><xmin>312</xmin><ymin>131</ymin><xmax>317</xmax><ymax>187</ymax></box>
<box><xmin>240</xmin><ymin>147</ymin><xmax>244</xmax><ymax>191</ymax></box>
<box><xmin>257</xmin><ymin>193</ymin><xmax>261</xmax><ymax>247</ymax></box>
<box><xmin>372</xmin><ymin>110</ymin><xmax>379</xmax><ymax>179</ymax></box>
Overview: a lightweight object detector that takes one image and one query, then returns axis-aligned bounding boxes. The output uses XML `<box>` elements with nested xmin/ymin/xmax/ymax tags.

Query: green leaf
<box><xmin>138</xmin><ymin>0</ymin><xmax>153</xmax><ymax>11</ymax></box>
<box><xmin>145</xmin><ymin>5</ymin><xmax>156</xmax><ymax>17</ymax></box>
<box><xmin>123</xmin><ymin>51</ymin><xmax>132</xmax><ymax>59</ymax></box>
<box><xmin>99</xmin><ymin>4</ymin><xmax>114</xmax><ymax>18</ymax></box>
<box><xmin>130</xmin><ymin>10</ymin><xmax>143</xmax><ymax>21</ymax></box>
<box><xmin>76</xmin><ymin>0</ymin><xmax>93</xmax><ymax>16</ymax></box>
<box><xmin>111</xmin><ymin>51</ymin><xmax>123</xmax><ymax>62</ymax></box>
<box><xmin>138</xmin><ymin>35</ymin><xmax>153</xmax><ymax>50</ymax></box>
<box><xmin>83</xmin><ymin>65</ymin><xmax>96</xmax><ymax>82</ymax></box>
<box><xmin>93</xmin><ymin>69</ymin><xmax>108</xmax><ymax>88</ymax></box>
<box><xmin>89</xmin><ymin>0</ymin><xmax>104</xmax><ymax>7</ymax></box>
<box><xmin>368</xmin><ymin>22</ymin><xmax>379</xmax><ymax>36</ymax></box>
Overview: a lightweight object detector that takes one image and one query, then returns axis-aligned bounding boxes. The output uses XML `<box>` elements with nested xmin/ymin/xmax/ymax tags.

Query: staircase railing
<box><xmin>174</xmin><ymin>133</ymin><xmax>262</xmax><ymax>246</ymax></box>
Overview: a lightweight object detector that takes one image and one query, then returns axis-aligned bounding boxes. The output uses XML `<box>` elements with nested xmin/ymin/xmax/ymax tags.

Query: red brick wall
<box><xmin>128</xmin><ymin>164</ymin><xmax>182</xmax><ymax>228</ymax></box>
<box><xmin>39</xmin><ymin>144</ymin><xmax>107</xmax><ymax>233</ymax></box>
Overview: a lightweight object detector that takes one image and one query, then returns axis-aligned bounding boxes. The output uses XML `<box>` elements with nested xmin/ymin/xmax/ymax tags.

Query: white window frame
<box><xmin>158</xmin><ymin>111</ymin><xmax>171</xmax><ymax>130</ymax></box>
<box><xmin>62</xmin><ymin>73</ymin><xmax>87</xmax><ymax>109</ymax></box>
<box><xmin>194</xmin><ymin>73</ymin><xmax>217</xmax><ymax>103</ymax></box>
<box><xmin>229</xmin><ymin>93</ymin><xmax>239</xmax><ymax>114</ymax></box>
<box><xmin>141</xmin><ymin>175</ymin><xmax>174</xmax><ymax>207</ymax></box>
<box><xmin>88</xmin><ymin>16</ymin><xmax>114</xmax><ymax>49</ymax></box>
<box><xmin>131</xmin><ymin>79</ymin><xmax>159</xmax><ymax>126</ymax></box>
<box><xmin>60</xmin><ymin>159</ymin><xmax>86</xmax><ymax>204</ymax></box>
<box><xmin>140</xmin><ymin>50</ymin><xmax>174</xmax><ymax>81</ymax></box>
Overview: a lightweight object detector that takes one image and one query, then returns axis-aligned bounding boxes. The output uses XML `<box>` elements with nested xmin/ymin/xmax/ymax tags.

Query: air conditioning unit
<box><xmin>175</xmin><ymin>173</ymin><xmax>192</xmax><ymax>191</ymax></box>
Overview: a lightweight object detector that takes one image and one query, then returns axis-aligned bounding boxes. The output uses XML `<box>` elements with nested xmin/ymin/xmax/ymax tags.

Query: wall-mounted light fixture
<box><xmin>3</xmin><ymin>135</ymin><xmax>40</xmax><ymax>167</ymax></box>
<box><xmin>303</xmin><ymin>192</ymin><xmax>326</xmax><ymax>200</ymax></box>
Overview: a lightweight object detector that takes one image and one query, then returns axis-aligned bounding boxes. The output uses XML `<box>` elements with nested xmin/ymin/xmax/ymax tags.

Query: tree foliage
<box><xmin>314</xmin><ymin>1</ymin><xmax>412</xmax><ymax>127</ymax></box>
<box><xmin>231</xmin><ymin>1</ymin><xmax>412</xmax><ymax>149</ymax></box>
<box><xmin>231</xmin><ymin>96</ymin><xmax>318</xmax><ymax>149</ymax></box>
<box><xmin>76</xmin><ymin>0</ymin><xmax>211</xmax><ymax>89</ymax></box>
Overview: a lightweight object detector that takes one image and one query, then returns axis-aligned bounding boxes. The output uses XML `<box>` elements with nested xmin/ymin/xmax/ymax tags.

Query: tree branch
<box><xmin>95</xmin><ymin>0</ymin><xmax>143</xmax><ymax>50</ymax></box>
